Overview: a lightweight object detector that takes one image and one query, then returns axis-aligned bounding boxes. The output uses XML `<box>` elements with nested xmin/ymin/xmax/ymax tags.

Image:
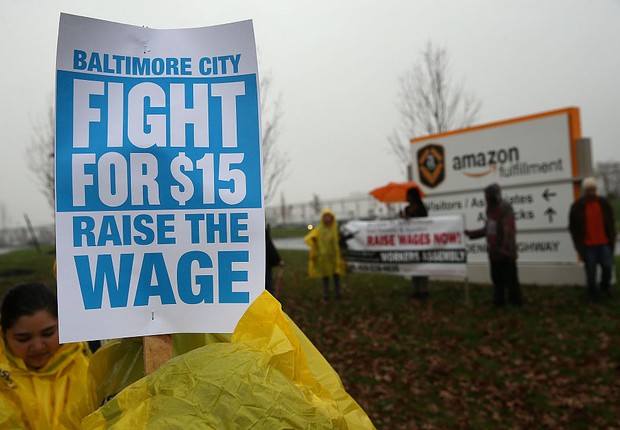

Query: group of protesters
<box><xmin>1</xmin><ymin>275</ymin><xmax>374</xmax><ymax>428</ymax></box>
<box><xmin>1</xmin><ymin>177</ymin><xmax>615</xmax><ymax>427</ymax></box>
<box><xmin>0</xmin><ymin>221</ymin><xmax>363</xmax><ymax>429</ymax></box>
<box><xmin>396</xmin><ymin>181</ymin><xmax>525</xmax><ymax>306</ymax></box>
<box><xmin>304</xmin><ymin>177</ymin><xmax>616</xmax><ymax>306</ymax></box>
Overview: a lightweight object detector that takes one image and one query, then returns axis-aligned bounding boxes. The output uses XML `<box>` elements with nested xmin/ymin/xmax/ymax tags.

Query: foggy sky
<box><xmin>1</xmin><ymin>0</ymin><xmax>618</xmax><ymax>228</ymax></box>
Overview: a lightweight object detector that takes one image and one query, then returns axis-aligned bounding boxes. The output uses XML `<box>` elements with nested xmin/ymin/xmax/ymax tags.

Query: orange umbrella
<box><xmin>369</xmin><ymin>181</ymin><xmax>426</xmax><ymax>203</ymax></box>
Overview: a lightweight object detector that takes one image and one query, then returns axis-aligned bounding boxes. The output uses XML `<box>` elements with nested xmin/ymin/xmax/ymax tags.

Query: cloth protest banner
<box><xmin>343</xmin><ymin>216</ymin><xmax>467</xmax><ymax>278</ymax></box>
<box><xmin>55</xmin><ymin>14</ymin><xmax>264</xmax><ymax>342</ymax></box>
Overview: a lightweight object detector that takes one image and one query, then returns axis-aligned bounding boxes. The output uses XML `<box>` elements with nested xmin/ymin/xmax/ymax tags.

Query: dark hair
<box><xmin>1</xmin><ymin>282</ymin><xmax>58</xmax><ymax>332</ymax></box>
<box><xmin>407</xmin><ymin>187</ymin><xmax>423</xmax><ymax>203</ymax></box>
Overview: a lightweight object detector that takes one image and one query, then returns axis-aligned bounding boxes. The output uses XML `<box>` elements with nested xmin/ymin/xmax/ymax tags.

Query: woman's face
<box><xmin>4</xmin><ymin>310</ymin><xmax>60</xmax><ymax>369</ymax></box>
<box><xmin>322</xmin><ymin>213</ymin><xmax>334</xmax><ymax>226</ymax></box>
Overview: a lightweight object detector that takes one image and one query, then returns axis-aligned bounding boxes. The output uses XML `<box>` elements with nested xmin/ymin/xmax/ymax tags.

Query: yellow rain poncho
<box><xmin>304</xmin><ymin>208</ymin><xmax>344</xmax><ymax>278</ymax></box>
<box><xmin>0</xmin><ymin>335</ymin><xmax>89</xmax><ymax>429</ymax></box>
<box><xmin>82</xmin><ymin>292</ymin><xmax>375</xmax><ymax>429</ymax></box>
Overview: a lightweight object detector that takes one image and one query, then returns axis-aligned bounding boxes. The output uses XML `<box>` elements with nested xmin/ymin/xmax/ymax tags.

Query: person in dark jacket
<box><xmin>568</xmin><ymin>177</ymin><xmax>616</xmax><ymax>299</ymax></box>
<box><xmin>400</xmin><ymin>187</ymin><xmax>430</xmax><ymax>299</ymax></box>
<box><xmin>265</xmin><ymin>225</ymin><xmax>283</xmax><ymax>295</ymax></box>
<box><xmin>465</xmin><ymin>183</ymin><xmax>523</xmax><ymax>307</ymax></box>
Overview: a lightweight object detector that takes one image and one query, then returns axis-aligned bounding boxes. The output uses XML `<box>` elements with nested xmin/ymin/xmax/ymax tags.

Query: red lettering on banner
<box><xmin>367</xmin><ymin>235</ymin><xmax>395</xmax><ymax>246</ymax></box>
<box><xmin>397</xmin><ymin>233</ymin><xmax>431</xmax><ymax>245</ymax></box>
<box><xmin>433</xmin><ymin>232</ymin><xmax>462</xmax><ymax>244</ymax></box>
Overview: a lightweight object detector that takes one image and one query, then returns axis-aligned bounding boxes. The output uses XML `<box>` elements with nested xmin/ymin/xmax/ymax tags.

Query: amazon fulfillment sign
<box><xmin>410</xmin><ymin>107</ymin><xmax>584</xmax><ymax>271</ymax></box>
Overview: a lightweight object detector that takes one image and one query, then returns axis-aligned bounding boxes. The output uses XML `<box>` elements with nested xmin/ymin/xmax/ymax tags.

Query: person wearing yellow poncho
<box><xmin>304</xmin><ymin>208</ymin><xmax>345</xmax><ymax>300</ymax></box>
<box><xmin>0</xmin><ymin>282</ymin><xmax>90</xmax><ymax>429</ymax></box>
<box><xmin>81</xmin><ymin>291</ymin><xmax>375</xmax><ymax>429</ymax></box>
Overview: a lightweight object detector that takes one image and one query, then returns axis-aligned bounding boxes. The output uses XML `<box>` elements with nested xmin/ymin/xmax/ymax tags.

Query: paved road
<box><xmin>273</xmin><ymin>237</ymin><xmax>307</xmax><ymax>251</ymax></box>
<box><xmin>273</xmin><ymin>238</ymin><xmax>620</xmax><ymax>254</ymax></box>
<box><xmin>0</xmin><ymin>247</ymin><xmax>23</xmax><ymax>255</ymax></box>
<box><xmin>2</xmin><ymin>237</ymin><xmax>619</xmax><ymax>254</ymax></box>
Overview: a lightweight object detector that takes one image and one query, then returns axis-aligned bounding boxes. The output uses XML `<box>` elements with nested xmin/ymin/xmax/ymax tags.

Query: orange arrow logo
<box><xmin>463</xmin><ymin>163</ymin><xmax>497</xmax><ymax>178</ymax></box>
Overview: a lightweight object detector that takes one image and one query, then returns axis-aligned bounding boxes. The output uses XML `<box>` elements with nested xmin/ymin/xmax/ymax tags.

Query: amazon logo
<box><xmin>452</xmin><ymin>147</ymin><xmax>519</xmax><ymax>178</ymax></box>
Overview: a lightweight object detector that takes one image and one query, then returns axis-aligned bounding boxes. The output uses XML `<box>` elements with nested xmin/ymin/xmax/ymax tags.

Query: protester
<box><xmin>400</xmin><ymin>187</ymin><xmax>430</xmax><ymax>299</ymax></box>
<box><xmin>266</xmin><ymin>225</ymin><xmax>284</xmax><ymax>295</ymax></box>
<box><xmin>465</xmin><ymin>183</ymin><xmax>523</xmax><ymax>307</ymax></box>
<box><xmin>0</xmin><ymin>282</ymin><xmax>90</xmax><ymax>428</ymax></box>
<box><xmin>304</xmin><ymin>208</ymin><xmax>344</xmax><ymax>300</ymax></box>
<box><xmin>82</xmin><ymin>292</ymin><xmax>375</xmax><ymax>428</ymax></box>
<box><xmin>568</xmin><ymin>176</ymin><xmax>617</xmax><ymax>299</ymax></box>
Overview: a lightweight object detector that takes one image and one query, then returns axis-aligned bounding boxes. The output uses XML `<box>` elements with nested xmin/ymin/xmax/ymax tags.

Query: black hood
<box><xmin>484</xmin><ymin>183</ymin><xmax>502</xmax><ymax>206</ymax></box>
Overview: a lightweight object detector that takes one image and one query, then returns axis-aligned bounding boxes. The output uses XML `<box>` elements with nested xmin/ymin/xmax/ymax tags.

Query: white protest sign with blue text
<box><xmin>55</xmin><ymin>14</ymin><xmax>264</xmax><ymax>342</ymax></box>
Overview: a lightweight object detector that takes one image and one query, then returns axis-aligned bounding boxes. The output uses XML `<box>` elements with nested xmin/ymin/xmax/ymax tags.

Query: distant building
<box><xmin>0</xmin><ymin>224</ymin><xmax>55</xmax><ymax>247</ymax></box>
<box><xmin>266</xmin><ymin>195</ymin><xmax>404</xmax><ymax>226</ymax></box>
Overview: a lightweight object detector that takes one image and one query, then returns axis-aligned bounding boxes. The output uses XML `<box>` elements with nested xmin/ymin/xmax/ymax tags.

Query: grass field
<box><xmin>1</xmin><ymin>245</ymin><xmax>619</xmax><ymax>429</ymax></box>
<box><xmin>276</xmin><ymin>250</ymin><xmax>620</xmax><ymax>429</ymax></box>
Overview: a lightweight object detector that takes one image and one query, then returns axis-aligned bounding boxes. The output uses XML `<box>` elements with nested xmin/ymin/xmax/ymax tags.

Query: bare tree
<box><xmin>26</xmin><ymin>105</ymin><xmax>56</xmax><ymax>214</ymax></box>
<box><xmin>28</xmin><ymin>76</ymin><xmax>287</xmax><ymax>211</ymax></box>
<box><xmin>260</xmin><ymin>73</ymin><xmax>289</xmax><ymax>203</ymax></box>
<box><xmin>311</xmin><ymin>194</ymin><xmax>322</xmax><ymax>216</ymax></box>
<box><xmin>389</xmin><ymin>41</ymin><xmax>481</xmax><ymax>175</ymax></box>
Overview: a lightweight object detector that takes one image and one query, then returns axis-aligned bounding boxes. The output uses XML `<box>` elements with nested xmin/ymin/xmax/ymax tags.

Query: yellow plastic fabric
<box><xmin>81</xmin><ymin>332</ymin><xmax>233</xmax><ymax>411</ymax></box>
<box><xmin>0</xmin><ymin>335</ymin><xmax>90</xmax><ymax>429</ymax></box>
<box><xmin>83</xmin><ymin>292</ymin><xmax>375</xmax><ymax>429</ymax></box>
<box><xmin>304</xmin><ymin>208</ymin><xmax>345</xmax><ymax>278</ymax></box>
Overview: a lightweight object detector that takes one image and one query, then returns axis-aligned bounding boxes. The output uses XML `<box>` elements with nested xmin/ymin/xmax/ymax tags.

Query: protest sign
<box><xmin>55</xmin><ymin>14</ymin><xmax>263</xmax><ymax>342</ymax></box>
<box><xmin>343</xmin><ymin>216</ymin><xmax>467</xmax><ymax>278</ymax></box>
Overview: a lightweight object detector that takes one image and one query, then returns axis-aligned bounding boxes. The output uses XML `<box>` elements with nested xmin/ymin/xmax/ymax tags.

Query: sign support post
<box><xmin>143</xmin><ymin>335</ymin><xmax>173</xmax><ymax>375</ymax></box>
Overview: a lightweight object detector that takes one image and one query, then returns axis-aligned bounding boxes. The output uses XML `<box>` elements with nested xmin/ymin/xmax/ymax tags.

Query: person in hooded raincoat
<box><xmin>0</xmin><ymin>282</ymin><xmax>90</xmax><ymax>429</ymax></box>
<box><xmin>465</xmin><ymin>183</ymin><xmax>523</xmax><ymax>307</ymax></box>
<box><xmin>304</xmin><ymin>208</ymin><xmax>345</xmax><ymax>300</ymax></box>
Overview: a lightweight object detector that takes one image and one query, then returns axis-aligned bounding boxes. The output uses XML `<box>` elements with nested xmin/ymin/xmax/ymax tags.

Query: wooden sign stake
<box><xmin>143</xmin><ymin>334</ymin><xmax>173</xmax><ymax>375</ymax></box>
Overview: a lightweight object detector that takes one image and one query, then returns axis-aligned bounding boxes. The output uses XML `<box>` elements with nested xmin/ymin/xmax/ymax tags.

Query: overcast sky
<box><xmin>1</xmin><ymin>0</ymin><xmax>619</xmax><ymax>228</ymax></box>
